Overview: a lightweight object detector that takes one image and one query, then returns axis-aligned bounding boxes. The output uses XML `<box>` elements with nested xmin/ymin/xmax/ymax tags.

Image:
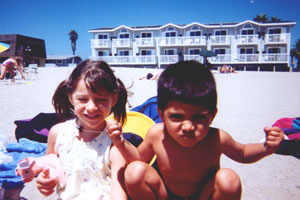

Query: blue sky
<box><xmin>1</xmin><ymin>0</ymin><xmax>299</xmax><ymax>60</ymax></box>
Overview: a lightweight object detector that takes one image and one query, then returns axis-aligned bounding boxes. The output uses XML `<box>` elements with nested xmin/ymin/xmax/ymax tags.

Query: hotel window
<box><xmin>166</xmin><ymin>27</ymin><xmax>176</xmax><ymax>37</ymax></box>
<box><xmin>190</xmin><ymin>26</ymin><xmax>201</xmax><ymax>36</ymax></box>
<box><xmin>241</xmin><ymin>29</ymin><xmax>254</xmax><ymax>35</ymax></box>
<box><xmin>268</xmin><ymin>28</ymin><xmax>281</xmax><ymax>34</ymax></box>
<box><xmin>141</xmin><ymin>50</ymin><xmax>152</xmax><ymax>55</ymax></box>
<box><xmin>215</xmin><ymin>30</ymin><xmax>227</xmax><ymax>35</ymax></box>
<box><xmin>189</xmin><ymin>49</ymin><xmax>200</xmax><ymax>55</ymax></box>
<box><xmin>141</xmin><ymin>32</ymin><xmax>152</xmax><ymax>38</ymax></box>
<box><xmin>98</xmin><ymin>34</ymin><xmax>108</xmax><ymax>39</ymax></box>
<box><xmin>164</xmin><ymin>49</ymin><xmax>176</xmax><ymax>55</ymax></box>
<box><xmin>267</xmin><ymin>48</ymin><xmax>280</xmax><ymax>53</ymax></box>
<box><xmin>240</xmin><ymin>48</ymin><xmax>253</xmax><ymax>54</ymax></box>
<box><xmin>119</xmin><ymin>50</ymin><xmax>129</xmax><ymax>56</ymax></box>
<box><xmin>98</xmin><ymin>50</ymin><xmax>109</xmax><ymax>56</ymax></box>
<box><xmin>120</xmin><ymin>29</ymin><xmax>129</xmax><ymax>38</ymax></box>
<box><xmin>243</xmin><ymin>24</ymin><xmax>252</xmax><ymax>29</ymax></box>
<box><xmin>214</xmin><ymin>49</ymin><xmax>226</xmax><ymax>54</ymax></box>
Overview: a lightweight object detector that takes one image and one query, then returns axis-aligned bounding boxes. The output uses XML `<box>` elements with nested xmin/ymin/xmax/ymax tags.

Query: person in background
<box><xmin>0</xmin><ymin>57</ymin><xmax>26</xmax><ymax>82</ymax></box>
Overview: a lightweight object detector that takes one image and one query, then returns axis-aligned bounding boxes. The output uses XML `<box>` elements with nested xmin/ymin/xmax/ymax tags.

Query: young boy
<box><xmin>124</xmin><ymin>61</ymin><xmax>284</xmax><ymax>200</ymax></box>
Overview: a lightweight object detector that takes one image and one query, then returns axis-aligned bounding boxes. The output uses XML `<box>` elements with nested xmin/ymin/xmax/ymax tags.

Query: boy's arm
<box><xmin>222</xmin><ymin>126</ymin><xmax>284</xmax><ymax>163</ymax></box>
<box><xmin>106</xmin><ymin>119</ymin><xmax>140</xmax><ymax>163</ymax></box>
<box><xmin>137</xmin><ymin>124</ymin><xmax>158</xmax><ymax>163</ymax></box>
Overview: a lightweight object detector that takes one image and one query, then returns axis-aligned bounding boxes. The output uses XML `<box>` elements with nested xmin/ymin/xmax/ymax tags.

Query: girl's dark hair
<box><xmin>157</xmin><ymin>60</ymin><xmax>217</xmax><ymax>114</ymax></box>
<box><xmin>52</xmin><ymin>60</ymin><xmax>127</xmax><ymax>125</ymax></box>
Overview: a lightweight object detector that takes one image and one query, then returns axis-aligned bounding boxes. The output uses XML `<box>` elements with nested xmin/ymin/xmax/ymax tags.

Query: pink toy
<box><xmin>15</xmin><ymin>154</ymin><xmax>65</xmax><ymax>188</ymax></box>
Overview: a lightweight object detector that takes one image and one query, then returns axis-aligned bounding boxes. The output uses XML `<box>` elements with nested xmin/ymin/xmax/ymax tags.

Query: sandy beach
<box><xmin>1</xmin><ymin>66</ymin><xmax>300</xmax><ymax>200</ymax></box>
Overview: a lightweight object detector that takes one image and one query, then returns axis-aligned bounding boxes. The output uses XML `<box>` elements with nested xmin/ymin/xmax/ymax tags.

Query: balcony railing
<box><xmin>265</xmin><ymin>33</ymin><xmax>289</xmax><ymax>44</ymax></box>
<box><xmin>157</xmin><ymin>36</ymin><xmax>206</xmax><ymax>46</ymax></box>
<box><xmin>184</xmin><ymin>55</ymin><xmax>204</xmax><ymax>63</ymax></box>
<box><xmin>90</xmin><ymin>53</ymin><xmax>289</xmax><ymax>66</ymax></box>
<box><xmin>112</xmin><ymin>38</ymin><xmax>132</xmax><ymax>48</ymax></box>
<box><xmin>236</xmin><ymin>54</ymin><xmax>259</xmax><ymax>63</ymax></box>
<box><xmin>236</xmin><ymin>35</ymin><xmax>259</xmax><ymax>45</ymax></box>
<box><xmin>260</xmin><ymin>53</ymin><xmax>289</xmax><ymax>63</ymax></box>
<box><xmin>135</xmin><ymin>38</ymin><xmax>155</xmax><ymax>47</ymax></box>
<box><xmin>210</xmin><ymin>35</ymin><xmax>230</xmax><ymax>45</ymax></box>
<box><xmin>91</xmin><ymin>56</ymin><xmax>157</xmax><ymax>65</ymax></box>
<box><xmin>210</xmin><ymin>54</ymin><xmax>232</xmax><ymax>63</ymax></box>
<box><xmin>158</xmin><ymin>55</ymin><xmax>179</xmax><ymax>64</ymax></box>
<box><xmin>91</xmin><ymin>39</ymin><xmax>111</xmax><ymax>48</ymax></box>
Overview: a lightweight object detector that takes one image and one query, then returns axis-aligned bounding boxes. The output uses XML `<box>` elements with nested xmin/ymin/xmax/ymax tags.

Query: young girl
<box><xmin>0</xmin><ymin>56</ymin><xmax>26</xmax><ymax>82</ymax></box>
<box><xmin>36</xmin><ymin>60</ymin><xmax>135</xmax><ymax>200</ymax></box>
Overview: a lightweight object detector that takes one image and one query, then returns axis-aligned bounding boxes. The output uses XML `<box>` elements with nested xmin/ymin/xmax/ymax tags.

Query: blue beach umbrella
<box><xmin>0</xmin><ymin>42</ymin><xmax>10</xmax><ymax>53</ymax></box>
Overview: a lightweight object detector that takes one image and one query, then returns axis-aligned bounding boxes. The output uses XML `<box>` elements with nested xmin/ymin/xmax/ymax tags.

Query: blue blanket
<box><xmin>0</xmin><ymin>138</ymin><xmax>47</xmax><ymax>189</ymax></box>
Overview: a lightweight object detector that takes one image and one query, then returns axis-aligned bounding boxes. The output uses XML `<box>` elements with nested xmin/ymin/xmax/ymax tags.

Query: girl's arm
<box><xmin>36</xmin><ymin>123</ymin><xmax>61</xmax><ymax>196</ymax></box>
<box><xmin>14</xmin><ymin>60</ymin><xmax>26</xmax><ymax>80</ymax></box>
<box><xmin>109</xmin><ymin>145</ymin><xmax>128</xmax><ymax>200</ymax></box>
<box><xmin>106</xmin><ymin>119</ymin><xmax>140</xmax><ymax>162</ymax></box>
<box><xmin>221</xmin><ymin>126</ymin><xmax>284</xmax><ymax>163</ymax></box>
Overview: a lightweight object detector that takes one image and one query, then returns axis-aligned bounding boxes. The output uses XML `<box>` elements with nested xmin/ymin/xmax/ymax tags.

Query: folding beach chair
<box><xmin>131</xmin><ymin>96</ymin><xmax>162</xmax><ymax>123</ymax></box>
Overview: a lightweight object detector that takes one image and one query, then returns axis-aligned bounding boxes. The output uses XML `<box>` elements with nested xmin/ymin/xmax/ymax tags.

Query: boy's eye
<box><xmin>169</xmin><ymin>113</ymin><xmax>184</xmax><ymax>121</ymax></box>
<box><xmin>193</xmin><ymin>114</ymin><xmax>207</xmax><ymax>121</ymax></box>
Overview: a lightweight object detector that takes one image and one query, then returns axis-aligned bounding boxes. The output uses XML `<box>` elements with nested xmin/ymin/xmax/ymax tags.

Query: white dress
<box><xmin>55</xmin><ymin>119</ymin><xmax>112</xmax><ymax>200</ymax></box>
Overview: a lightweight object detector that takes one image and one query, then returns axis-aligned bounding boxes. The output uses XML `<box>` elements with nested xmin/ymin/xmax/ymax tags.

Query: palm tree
<box><xmin>68</xmin><ymin>30</ymin><xmax>78</xmax><ymax>55</ymax></box>
<box><xmin>271</xmin><ymin>16</ymin><xmax>281</xmax><ymax>22</ymax></box>
<box><xmin>253</xmin><ymin>14</ymin><xmax>268</xmax><ymax>23</ymax></box>
<box><xmin>294</xmin><ymin>39</ymin><xmax>300</xmax><ymax>71</ymax></box>
<box><xmin>290</xmin><ymin>48</ymin><xmax>297</xmax><ymax>69</ymax></box>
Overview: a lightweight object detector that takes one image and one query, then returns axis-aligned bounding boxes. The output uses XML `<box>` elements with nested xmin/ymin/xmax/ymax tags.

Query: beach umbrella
<box><xmin>0</xmin><ymin>42</ymin><xmax>10</xmax><ymax>53</ymax></box>
<box><xmin>199</xmin><ymin>50</ymin><xmax>217</xmax><ymax>65</ymax></box>
<box><xmin>199</xmin><ymin>50</ymin><xmax>217</xmax><ymax>57</ymax></box>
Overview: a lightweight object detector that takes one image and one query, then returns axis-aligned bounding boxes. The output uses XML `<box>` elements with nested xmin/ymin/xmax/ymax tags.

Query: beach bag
<box><xmin>273</xmin><ymin>117</ymin><xmax>300</xmax><ymax>159</ymax></box>
<box><xmin>14</xmin><ymin>113</ymin><xmax>59</xmax><ymax>143</ymax></box>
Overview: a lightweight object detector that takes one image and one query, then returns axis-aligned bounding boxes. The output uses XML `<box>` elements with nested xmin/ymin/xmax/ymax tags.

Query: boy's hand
<box><xmin>264</xmin><ymin>126</ymin><xmax>285</xmax><ymax>153</ymax></box>
<box><xmin>36</xmin><ymin>168</ymin><xmax>58</xmax><ymax>196</ymax></box>
<box><xmin>106</xmin><ymin>119</ymin><xmax>124</xmax><ymax>146</ymax></box>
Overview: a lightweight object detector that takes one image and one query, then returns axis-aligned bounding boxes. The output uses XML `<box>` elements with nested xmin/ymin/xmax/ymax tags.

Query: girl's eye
<box><xmin>78</xmin><ymin>98</ymin><xmax>88</xmax><ymax>102</ymax></box>
<box><xmin>95</xmin><ymin>98</ymin><xmax>107</xmax><ymax>103</ymax></box>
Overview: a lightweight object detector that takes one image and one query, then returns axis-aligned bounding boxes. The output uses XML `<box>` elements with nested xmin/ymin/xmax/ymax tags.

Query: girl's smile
<box><xmin>69</xmin><ymin>78</ymin><xmax>117</xmax><ymax>132</ymax></box>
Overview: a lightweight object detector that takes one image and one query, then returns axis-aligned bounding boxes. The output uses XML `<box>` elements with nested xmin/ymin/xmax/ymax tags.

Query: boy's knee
<box><xmin>215</xmin><ymin>168</ymin><xmax>241</xmax><ymax>196</ymax></box>
<box><xmin>125</xmin><ymin>161</ymin><xmax>148</xmax><ymax>185</ymax></box>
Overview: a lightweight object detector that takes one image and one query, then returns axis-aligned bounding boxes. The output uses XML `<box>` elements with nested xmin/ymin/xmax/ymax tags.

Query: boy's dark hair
<box><xmin>52</xmin><ymin>59</ymin><xmax>127</xmax><ymax>125</ymax></box>
<box><xmin>157</xmin><ymin>60</ymin><xmax>217</xmax><ymax>114</ymax></box>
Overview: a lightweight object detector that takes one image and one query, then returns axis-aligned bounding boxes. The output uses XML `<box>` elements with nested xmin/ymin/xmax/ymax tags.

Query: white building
<box><xmin>88</xmin><ymin>20</ymin><xmax>296</xmax><ymax>70</ymax></box>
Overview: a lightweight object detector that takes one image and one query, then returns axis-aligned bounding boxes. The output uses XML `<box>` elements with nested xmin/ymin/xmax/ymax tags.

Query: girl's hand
<box><xmin>36</xmin><ymin>168</ymin><xmax>58</xmax><ymax>196</ymax></box>
<box><xmin>106</xmin><ymin>119</ymin><xmax>124</xmax><ymax>146</ymax></box>
<box><xmin>264</xmin><ymin>126</ymin><xmax>285</xmax><ymax>153</ymax></box>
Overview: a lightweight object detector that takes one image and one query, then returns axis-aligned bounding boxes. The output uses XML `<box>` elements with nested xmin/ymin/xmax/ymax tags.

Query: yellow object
<box><xmin>0</xmin><ymin>42</ymin><xmax>9</xmax><ymax>53</ymax></box>
<box><xmin>122</xmin><ymin>111</ymin><xmax>155</xmax><ymax>138</ymax></box>
<box><xmin>108</xmin><ymin>111</ymin><xmax>156</xmax><ymax>165</ymax></box>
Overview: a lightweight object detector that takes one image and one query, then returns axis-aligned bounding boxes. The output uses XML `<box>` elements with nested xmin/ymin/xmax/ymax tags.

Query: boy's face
<box><xmin>158</xmin><ymin>100</ymin><xmax>217</xmax><ymax>148</ymax></box>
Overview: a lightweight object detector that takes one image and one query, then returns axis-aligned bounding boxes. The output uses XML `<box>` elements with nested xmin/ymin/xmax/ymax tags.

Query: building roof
<box><xmin>88</xmin><ymin>20</ymin><xmax>296</xmax><ymax>33</ymax></box>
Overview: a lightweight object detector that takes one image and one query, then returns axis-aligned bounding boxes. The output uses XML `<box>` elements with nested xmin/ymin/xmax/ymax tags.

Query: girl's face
<box><xmin>69</xmin><ymin>78</ymin><xmax>118</xmax><ymax>131</ymax></box>
<box><xmin>159</xmin><ymin>100</ymin><xmax>217</xmax><ymax>148</ymax></box>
